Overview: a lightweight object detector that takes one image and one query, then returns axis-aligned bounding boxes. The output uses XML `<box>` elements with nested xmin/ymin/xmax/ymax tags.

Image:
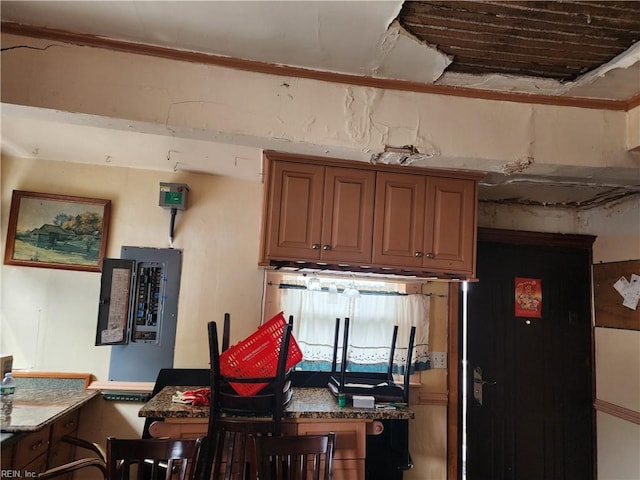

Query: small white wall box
<box><xmin>159</xmin><ymin>183</ymin><xmax>189</xmax><ymax>210</ymax></box>
<box><xmin>352</xmin><ymin>395</ymin><xmax>375</xmax><ymax>409</ymax></box>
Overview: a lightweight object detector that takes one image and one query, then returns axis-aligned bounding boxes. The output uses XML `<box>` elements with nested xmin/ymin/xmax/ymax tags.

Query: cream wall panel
<box><xmin>595</xmin><ymin>328</ymin><xmax>640</xmax><ymax>412</ymax></box>
<box><xmin>1</xmin><ymin>33</ymin><xmax>634</xmax><ymax>175</ymax></box>
<box><xmin>404</xmin><ymin>404</ymin><xmax>447</xmax><ymax>480</ymax></box>
<box><xmin>596</xmin><ymin>412</ymin><xmax>640</xmax><ymax>480</ymax></box>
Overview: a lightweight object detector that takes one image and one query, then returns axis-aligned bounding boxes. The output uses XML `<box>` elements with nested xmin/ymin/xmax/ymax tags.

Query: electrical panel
<box><xmin>95</xmin><ymin>246</ymin><xmax>182</xmax><ymax>381</ymax></box>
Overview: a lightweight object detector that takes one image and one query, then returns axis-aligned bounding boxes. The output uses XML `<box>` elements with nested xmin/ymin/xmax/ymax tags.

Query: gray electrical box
<box><xmin>96</xmin><ymin>246</ymin><xmax>182</xmax><ymax>382</ymax></box>
<box><xmin>159</xmin><ymin>182</ymin><xmax>189</xmax><ymax>210</ymax></box>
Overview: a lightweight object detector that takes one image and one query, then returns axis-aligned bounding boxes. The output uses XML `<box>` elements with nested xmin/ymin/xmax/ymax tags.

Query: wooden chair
<box><xmin>37</xmin><ymin>436</ymin><xmax>203</xmax><ymax>480</ymax></box>
<box><xmin>197</xmin><ymin>314</ymin><xmax>293</xmax><ymax>480</ymax></box>
<box><xmin>209</xmin><ymin>418</ymin><xmax>275</xmax><ymax>480</ymax></box>
<box><xmin>253</xmin><ymin>433</ymin><xmax>336</xmax><ymax>480</ymax></box>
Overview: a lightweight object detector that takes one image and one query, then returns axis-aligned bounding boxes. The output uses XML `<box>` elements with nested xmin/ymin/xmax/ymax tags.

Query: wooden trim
<box><xmin>88</xmin><ymin>381</ymin><xmax>155</xmax><ymax>393</ymax></box>
<box><xmin>263</xmin><ymin>151</ymin><xmax>486</xmax><ymax>180</ymax></box>
<box><xmin>628</xmin><ymin>93</ymin><xmax>640</xmax><ymax>110</ymax></box>
<box><xmin>1</xmin><ymin>22</ymin><xmax>632</xmax><ymax>112</ymax></box>
<box><xmin>447</xmin><ymin>284</ymin><xmax>460</xmax><ymax>480</ymax></box>
<box><xmin>11</xmin><ymin>371</ymin><xmax>94</xmax><ymax>388</ymax></box>
<box><xmin>594</xmin><ymin>399</ymin><xmax>640</xmax><ymax>425</ymax></box>
<box><xmin>417</xmin><ymin>391</ymin><xmax>448</xmax><ymax>406</ymax></box>
<box><xmin>478</xmin><ymin>227</ymin><xmax>596</xmax><ymax>249</ymax></box>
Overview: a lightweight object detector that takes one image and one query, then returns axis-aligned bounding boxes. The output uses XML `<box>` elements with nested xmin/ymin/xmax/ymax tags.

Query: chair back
<box><xmin>197</xmin><ymin>315</ymin><xmax>294</xmax><ymax>480</ymax></box>
<box><xmin>210</xmin><ymin>418</ymin><xmax>275</xmax><ymax>480</ymax></box>
<box><xmin>106</xmin><ymin>436</ymin><xmax>203</xmax><ymax>480</ymax></box>
<box><xmin>253</xmin><ymin>433</ymin><xmax>336</xmax><ymax>480</ymax></box>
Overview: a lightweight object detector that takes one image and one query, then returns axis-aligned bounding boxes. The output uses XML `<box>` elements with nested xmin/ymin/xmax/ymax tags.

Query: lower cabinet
<box><xmin>3</xmin><ymin>410</ymin><xmax>80</xmax><ymax>479</ymax></box>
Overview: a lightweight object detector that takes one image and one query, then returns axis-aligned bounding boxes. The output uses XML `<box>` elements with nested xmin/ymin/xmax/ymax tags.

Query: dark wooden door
<box><xmin>465</xmin><ymin>231</ymin><xmax>595</xmax><ymax>480</ymax></box>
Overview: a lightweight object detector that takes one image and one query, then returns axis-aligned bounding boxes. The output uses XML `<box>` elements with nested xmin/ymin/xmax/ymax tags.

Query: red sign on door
<box><xmin>515</xmin><ymin>277</ymin><xmax>542</xmax><ymax>318</ymax></box>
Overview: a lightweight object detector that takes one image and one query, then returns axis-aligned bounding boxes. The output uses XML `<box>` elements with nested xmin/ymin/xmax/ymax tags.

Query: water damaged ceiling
<box><xmin>1</xmin><ymin>1</ymin><xmax>639</xmax><ymax>209</ymax></box>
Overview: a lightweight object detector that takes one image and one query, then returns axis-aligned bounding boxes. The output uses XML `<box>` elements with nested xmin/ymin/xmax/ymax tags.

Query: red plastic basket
<box><xmin>219</xmin><ymin>312</ymin><xmax>303</xmax><ymax>396</ymax></box>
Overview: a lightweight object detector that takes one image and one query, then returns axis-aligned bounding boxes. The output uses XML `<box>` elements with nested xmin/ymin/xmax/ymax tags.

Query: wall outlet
<box><xmin>431</xmin><ymin>352</ymin><xmax>447</xmax><ymax>369</ymax></box>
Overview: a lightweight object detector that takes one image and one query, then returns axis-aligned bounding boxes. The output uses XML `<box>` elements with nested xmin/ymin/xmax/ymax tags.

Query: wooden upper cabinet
<box><xmin>424</xmin><ymin>176</ymin><xmax>477</xmax><ymax>274</ymax></box>
<box><xmin>321</xmin><ymin>167</ymin><xmax>376</xmax><ymax>263</ymax></box>
<box><xmin>263</xmin><ymin>160</ymin><xmax>375</xmax><ymax>263</ymax></box>
<box><xmin>373</xmin><ymin>172</ymin><xmax>477</xmax><ymax>275</ymax></box>
<box><xmin>261</xmin><ymin>152</ymin><xmax>479</xmax><ymax>278</ymax></box>
<box><xmin>372</xmin><ymin>172</ymin><xmax>426</xmax><ymax>268</ymax></box>
<box><xmin>264</xmin><ymin>161</ymin><xmax>324</xmax><ymax>260</ymax></box>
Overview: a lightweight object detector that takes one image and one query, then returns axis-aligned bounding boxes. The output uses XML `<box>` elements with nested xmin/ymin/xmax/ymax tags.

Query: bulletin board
<box><xmin>593</xmin><ymin>260</ymin><xmax>640</xmax><ymax>331</ymax></box>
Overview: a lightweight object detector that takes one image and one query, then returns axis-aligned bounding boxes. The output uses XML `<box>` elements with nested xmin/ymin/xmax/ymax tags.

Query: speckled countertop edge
<box><xmin>139</xmin><ymin>386</ymin><xmax>414</xmax><ymax>420</ymax></box>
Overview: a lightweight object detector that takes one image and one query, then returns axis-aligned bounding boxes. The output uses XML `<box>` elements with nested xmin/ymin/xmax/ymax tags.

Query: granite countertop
<box><xmin>1</xmin><ymin>388</ymin><xmax>100</xmax><ymax>433</ymax></box>
<box><xmin>139</xmin><ymin>386</ymin><xmax>414</xmax><ymax>421</ymax></box>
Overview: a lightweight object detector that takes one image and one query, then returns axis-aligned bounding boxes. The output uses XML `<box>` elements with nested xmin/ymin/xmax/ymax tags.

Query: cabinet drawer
<box><xmin>48</xmin><ymin>438</ymin><xmax>73</xmax><ymax>468</ymax></box>
<box><xmin>295</xmin><ymin>421</ymin><xmax>366</xmax><ymax>460</ymax></box>
<box><xmin>23</xmin><ymin>452</ymin><xmax>48</xmax><ymax>477</ymax></box>
<box><xmin>14</xmin><ymin>428</ymin><xmax>50</xmax><ymax>468</ymax></box>
<box><xmin>1</xmin><ymin>442</ymin><xmax>14</xmax><ymax>469</ymax></box>
<box><xmin>51</xmin><ymin>410</ymin><xmax>79</xmax><ymax>442</ymax></box>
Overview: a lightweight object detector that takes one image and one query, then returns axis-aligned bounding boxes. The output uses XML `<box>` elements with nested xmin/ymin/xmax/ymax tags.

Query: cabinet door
<box><xmin>265</xmin><ymin>161</ymin><xmax>325</xmax><ymax>260</ymax></box>
<box><xmin>321</xmin><ymin>167</ymin><xmax>375</xmax><ymax>264</ymax></box>
<box><xmin>372</xmin><ymin>172</ymin><xmax>425</xmax><ymax>268</ymax></box>
<box><xmin>423</xmin><ymin>176</ymin><xmax>477</xmax><ymax>274</ymax></box>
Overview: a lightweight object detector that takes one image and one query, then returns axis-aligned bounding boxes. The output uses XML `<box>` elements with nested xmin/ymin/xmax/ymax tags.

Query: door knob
<box><xmin>322</xmin><ymin>245</ymin><xmax>331</xmax><ymax>251</ymax></box>
<box><xmin>311</xmin><ymin>244</ymin><xmax>320</xmax><ymax>250</ymax></box>
<box><xmin>414</xmin><ymin>252</ymin><xmax>423</xmax><ymax>257</ymax></box>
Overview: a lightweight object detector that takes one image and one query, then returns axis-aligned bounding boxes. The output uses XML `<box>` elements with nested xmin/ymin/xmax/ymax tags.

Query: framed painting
<box><xmin>4</xmin><ymin>190</ymin><xmax>111</xmax><ymax>272</ymax></box>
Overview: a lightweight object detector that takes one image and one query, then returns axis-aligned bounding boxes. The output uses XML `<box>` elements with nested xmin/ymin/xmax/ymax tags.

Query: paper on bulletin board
<box><xmin>613</xmin><ymin>273</ymin><xmax>640</xmax><ymax>310</ymax></box>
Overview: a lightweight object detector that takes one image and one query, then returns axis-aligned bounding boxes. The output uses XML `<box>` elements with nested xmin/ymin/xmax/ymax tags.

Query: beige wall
<box><xmin>1</xmin><ymin>156</ymin><xmax>267</xmax><ymax>444</ymax></box>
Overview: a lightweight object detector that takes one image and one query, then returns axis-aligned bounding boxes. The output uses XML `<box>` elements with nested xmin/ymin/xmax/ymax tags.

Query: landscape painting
<box><xmin>4</xmin><ymin>190</ymin><xmax>111</xmax><ymax>272</ymax></box>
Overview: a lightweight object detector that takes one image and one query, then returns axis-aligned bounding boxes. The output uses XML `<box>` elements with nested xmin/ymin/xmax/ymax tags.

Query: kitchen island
<box><xmin>139</xmin><ymin>386</ymin><xmax>414</xmax><ymax>480</ymax></box>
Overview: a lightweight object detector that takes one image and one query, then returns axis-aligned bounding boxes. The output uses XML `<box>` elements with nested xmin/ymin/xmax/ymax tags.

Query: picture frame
<box><xmin>4</xmin><ymin>190</ymin><xmax>111</xmax><ymax>272</ymax></box>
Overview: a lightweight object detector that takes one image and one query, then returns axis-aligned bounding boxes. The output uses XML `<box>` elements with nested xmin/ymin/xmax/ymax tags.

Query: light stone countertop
<box><xmin>139</xmin><ymin>386</ymin><xmax>414</xmax><ymax>421</ymax></box>
<box><xmin>1</xmin><ymin>388</ymin><xmax>100</xmax><ymax>433</ymax></box>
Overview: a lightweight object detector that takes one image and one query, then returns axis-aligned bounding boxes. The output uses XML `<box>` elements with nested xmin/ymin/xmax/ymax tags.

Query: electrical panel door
<box><xmin>96</xmin><ymin>246</ymin><xmax>182</xmax><ymax>382</ymax></box>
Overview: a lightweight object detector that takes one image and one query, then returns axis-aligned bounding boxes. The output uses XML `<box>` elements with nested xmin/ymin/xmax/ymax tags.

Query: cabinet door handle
<box><xmin>31</xmin><ymin>440</ymin><xmax>44</xmax><ymax>451</ymax></box>
<box><xmin>322</xmin><ymin>245</ymin><xmax>331</xmax><ymax>251</ymax></box>
<box><xmin>425</xmin><ymin>253</ymin><xmax>434</xmax><ymax>258</ymax></box>
<box><xmin>414</xmin><ymin>252</ymin><xmax>423</xmax><ymax>257</ymax></box>
<box><xmin>311</xmin><ymin>244</ymin><xmax>320</xmax><ymax>250</ymax></box>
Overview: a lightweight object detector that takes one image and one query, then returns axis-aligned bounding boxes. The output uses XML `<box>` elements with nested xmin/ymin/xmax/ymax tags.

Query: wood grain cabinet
<box><xmin>260</xmin><ymin>151</ymin><xmax>480</xmax><ymax>278</ymax></box>
<box><xmin>262</xmin><ymin>159</ymin><xmax>375</xmax><ymax>264</ymax></box>
<box><xmin>373</xmin><ymin>172</ymin><xmax>477</xmax><ymax>275</ymax></box>
<box><xmin>4</xmin><ymin>409</ymin><xmax>81</xmax><ymax>479</ymax></box>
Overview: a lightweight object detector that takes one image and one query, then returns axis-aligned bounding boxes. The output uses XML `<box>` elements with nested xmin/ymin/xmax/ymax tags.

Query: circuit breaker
<box><xmin>95</xmin><ymin>246</ymin><xmax>182</xmax><ymax>381</ymax></box>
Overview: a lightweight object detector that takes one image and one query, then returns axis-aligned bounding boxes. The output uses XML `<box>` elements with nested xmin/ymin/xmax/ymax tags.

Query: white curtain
<box><xmin>280</xmin><ymin>288</ymin><xmax>430</xmax><ymax>372</ymax></box>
